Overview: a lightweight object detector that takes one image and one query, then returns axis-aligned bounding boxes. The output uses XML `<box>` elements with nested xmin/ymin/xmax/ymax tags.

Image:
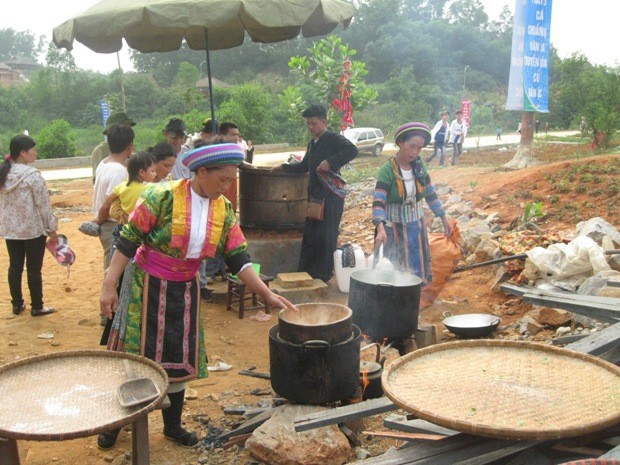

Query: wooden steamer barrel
<box><xmin>239</xmin><ymin>168</ymin><xmax>308</xmax><ymax>230</ymax></box>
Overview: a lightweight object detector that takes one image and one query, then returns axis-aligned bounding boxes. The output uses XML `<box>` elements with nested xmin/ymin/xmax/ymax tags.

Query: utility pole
<box><xmin>116</xmin><ymin>52</ymin><xmax>126</xmax><ymax>112</ymax></box>
<box><xmin>462</xmin><ymin>65</ymin><xmax>470</xmax><ymax>99</ymax></box>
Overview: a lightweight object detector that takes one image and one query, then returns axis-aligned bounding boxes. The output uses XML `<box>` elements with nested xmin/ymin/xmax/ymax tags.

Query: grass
<box><xmin>342</xmin><ymin>166</ymin><xmax>378</xmax><ymax>184</ymax></box>
<box><xmin>73</xmin><ymin>124</ymin><xmax>165</xmax><ymax>156</ymax></box>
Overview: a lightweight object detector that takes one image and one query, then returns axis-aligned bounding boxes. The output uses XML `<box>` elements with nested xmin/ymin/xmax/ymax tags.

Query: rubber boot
<box><xmin>162</xmin><ymin>390</ymin><xmax>199</xmax><ymax>448</ymax></box>
<box><xmin>97</xmin><ymin>427</ymin><xmax>121</xmax><ymax>450</ymax></box>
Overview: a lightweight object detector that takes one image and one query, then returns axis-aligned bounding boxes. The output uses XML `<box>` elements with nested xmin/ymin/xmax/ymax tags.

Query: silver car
<box><xmin>343</xmin><ymin>127</ymin><xmax>385</xmax><ymax>157</ymax></box>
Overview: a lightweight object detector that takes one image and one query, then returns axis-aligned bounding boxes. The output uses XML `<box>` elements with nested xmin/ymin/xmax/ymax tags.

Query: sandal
<box><xmin>207</xmin><ymin>361</ymin><xmax>232</xmax><ymax>372</ymax></box>
<box><xmin>163</xmin><ymin>426</ymin><xmax>199</xmax><ymax>448</ymax></box>
<box><xmin>31</xmin><ymin>306</ymin><xmax>55</xmax><ymax>317</ymax></box>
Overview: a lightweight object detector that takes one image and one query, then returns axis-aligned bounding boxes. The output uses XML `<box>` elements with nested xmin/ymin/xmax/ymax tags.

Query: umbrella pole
<box><xmin>204</xmin><ymin>28</ymin><xmax>217</xmax><ymax>134</ymax></box>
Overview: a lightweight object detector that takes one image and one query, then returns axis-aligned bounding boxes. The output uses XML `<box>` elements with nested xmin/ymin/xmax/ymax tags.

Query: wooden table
<box><xmin>0</xmin><ymin>350</ymin><xmax>168</xmax><ymax>465</ymax></box>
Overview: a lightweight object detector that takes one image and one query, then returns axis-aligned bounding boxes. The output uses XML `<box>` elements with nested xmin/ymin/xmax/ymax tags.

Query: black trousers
<box><xmin>298</xmin><ymin>194</ymin><xmax>344</xmax><ymax>282</ymax></box>
<box><xmin>5</xmin><ymin>235</ymin><xmax>47</xmax><ymax>309</ymax></box>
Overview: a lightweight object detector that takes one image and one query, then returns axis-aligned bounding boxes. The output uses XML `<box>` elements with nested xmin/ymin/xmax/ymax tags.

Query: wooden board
<box><xmin>276</xmin><ymin>272</ymin><xmax>314</xmax><ymax>288</ymax></box>
<box><xmin>293</xmin><ymin>397</ymin><xmax>396</xmax><ymax>432</ymax></box>
<box><xmin>565</xmin><ymin>322</ymin><xmax>620</xmax><ymax>358</ymax></box>
<box><xmin>384</xmin><ymin>414</ymin><xmax>459</xmax><ymax>437</ymax></box>
<box><xmin>217</xmin><ymin>408</ymin><xmax>275</xmax><ymax>440</ymax></box>
<box><xmin>500</xmin><ymin>283</ymin><xmax>620</xmax><ymax>323</ymax></box>
<box><xmin>347</xmin><ymin>434</ymin><xmax>481</xmax><ymax>464</ymax></box>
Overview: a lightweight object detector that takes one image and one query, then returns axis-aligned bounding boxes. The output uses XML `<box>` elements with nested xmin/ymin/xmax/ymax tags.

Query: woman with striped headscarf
<box><xmin>372</xmin><ymin>122</ymin><xmax>452</xmax><ymax>283</ymax></box>
<box><xmin>99</xmin><ymin>143</ymin><xmax>296</xmax><ymax>450</ymax></box>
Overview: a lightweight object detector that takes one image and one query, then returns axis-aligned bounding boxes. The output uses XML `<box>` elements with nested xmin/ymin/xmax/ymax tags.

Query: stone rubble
<box><xmin>340</xmin><ymin>177</ymin><xmax>618</xmax><ymax>346</ymax></box>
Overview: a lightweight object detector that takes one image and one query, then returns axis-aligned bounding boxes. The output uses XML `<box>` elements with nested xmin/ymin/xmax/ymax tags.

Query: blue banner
<box><xmin>523</xmin><ymin>0</ymin><xmax>552</xmax><ymax>112</ymax></box>
<box><xmin>505</xmin><ymin>0</ymin><xmax>526</xmax><ymax>110</ymax></box>
<box><xmin>506</xmin><ymin>0</ymin><xmax>552</xmax><ymax>112</ymax></box>
<box><xmin>99</xmin><ymin>99</ymin><xmax>110</xmax><ymax>128</ymax></box>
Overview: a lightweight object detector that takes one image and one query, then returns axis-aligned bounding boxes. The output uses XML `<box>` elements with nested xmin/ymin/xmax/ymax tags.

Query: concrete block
<box><xmin>276</xmin><ymin>272</ymin><xmax>313</xmax><ymax>288</ymax></box>
<box><xmin>246</xmin><ymin>235</ymin><xmax>302</xmax><ymax>276</ymax></box>
<box><xmin>270</xmin><ymin>279</ymin><xmax>328</xmax><ymax>304</ymax></box>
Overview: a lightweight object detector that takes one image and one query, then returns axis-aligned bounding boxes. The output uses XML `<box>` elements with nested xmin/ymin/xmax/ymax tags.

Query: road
<box><xmin>40</xmin><ymin>131</ymin><xmax>579</xmax><ymax>181</ymax></box>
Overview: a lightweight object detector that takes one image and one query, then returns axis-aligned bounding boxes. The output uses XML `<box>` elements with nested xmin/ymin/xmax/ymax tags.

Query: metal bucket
<box><xmin>239</xmin><ymin>168</ymin><xmax>308</xmax><ymax>230</ymax></box>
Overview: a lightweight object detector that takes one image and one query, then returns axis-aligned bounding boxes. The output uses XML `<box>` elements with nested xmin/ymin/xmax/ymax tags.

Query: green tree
<box><xmin>0</xmin><ymin>28</ymin><xmax>40</xmax><ymax>61</ymax></box>
<box><xmin>176</xmin><ymin>62</ymin><xmax>200</xmax><ymax>87</ymax></box>
<box><xmin>216</xmin><ymin>81</ymin><xmax>278</xmax><ymax>144</ymax></box>
<box><xmin>446</xmin><ymin>0</ymin><xmax>489</xmax><ymax>27</ymax></box>
<box><xmin>36</xmin><ymin>119</ymin><xmax>78</xmax><ymax>158</ymax></box>
<box><xmin>130</xmin><ymin>45</ymin><xmax>204</xmax><ymax>86</ymax></box>
<box><xmin>582</xmin><ymin>67</ymin><xmax>620</xmax><ymax>150</ymax></box>
<box><xmin>285</xmin><ymin>35</ymin><xmax>378</xmax><ymax>130</ymax></box>
<box><xmin>123</xmin><ymin>74</ymin><xmax>163</xmax><ymax>121</ymax></box>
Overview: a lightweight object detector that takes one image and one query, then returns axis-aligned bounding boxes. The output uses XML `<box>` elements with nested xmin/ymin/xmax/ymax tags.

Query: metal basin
<box><xmin>442</xmin><ymin>312</ymin><xmax>501</xmax><ymax>338</ymax></box>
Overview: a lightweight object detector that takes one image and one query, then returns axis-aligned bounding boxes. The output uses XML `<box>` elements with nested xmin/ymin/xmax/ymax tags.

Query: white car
<box><xmin>343</xmin><ymin>127</ymin><xmax>385</xmax><ymax>157</ymax></box>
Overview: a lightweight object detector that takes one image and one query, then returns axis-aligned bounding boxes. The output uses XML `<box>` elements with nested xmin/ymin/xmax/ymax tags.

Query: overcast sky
<box><xmin>2</xmin><ymin>0</ymin><xmax>617</xmax><ymax>74</ymax></box>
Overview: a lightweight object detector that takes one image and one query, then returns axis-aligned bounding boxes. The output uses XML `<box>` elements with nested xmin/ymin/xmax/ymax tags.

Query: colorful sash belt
<box><xmin>134</xmin><ymin>246</ymin><xmax>200</xmax><ymax>282</ymax></box>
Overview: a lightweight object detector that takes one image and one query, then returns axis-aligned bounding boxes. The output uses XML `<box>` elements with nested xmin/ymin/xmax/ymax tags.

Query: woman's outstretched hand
<box><xmin>265</xmin><ymin>292</ymin><xmax>298</xmax><ymax>312</ymax></box>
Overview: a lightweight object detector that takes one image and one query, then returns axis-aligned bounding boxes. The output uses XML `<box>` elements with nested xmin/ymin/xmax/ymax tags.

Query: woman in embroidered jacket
<box><xmin>372</xmin><ymin>123</ymin><xmax>452</xmax><ymax>283</ymax></box>
<box><xmin>99</xmin><ymin>143</ymin><xmax>296</xmax><ymax>450</ymax></box>
<box><xmin>0</xmin><ymin>135</ymin><xmax>57</xmax><ymax>317</ymax></box>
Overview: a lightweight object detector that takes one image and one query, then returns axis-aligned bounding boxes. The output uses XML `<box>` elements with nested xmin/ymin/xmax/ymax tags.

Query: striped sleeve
<box><xmin>423</xmin><ymin>181</ymin><xmax>446</xmax><ymax>218</ymax></box>
<box><xmin>372</xmin><ymin>163</ymin><xmax>393</xmax><ymax>226</ymax></box>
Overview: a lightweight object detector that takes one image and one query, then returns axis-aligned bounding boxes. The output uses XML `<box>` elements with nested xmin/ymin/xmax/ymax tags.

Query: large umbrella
<box><xmin>53</xmin><ymin>0</ymin><xmax>355</xmax><ymax>132</ymax></box>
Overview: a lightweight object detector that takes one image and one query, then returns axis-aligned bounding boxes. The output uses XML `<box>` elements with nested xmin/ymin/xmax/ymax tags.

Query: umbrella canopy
<box><xmin>53</xmin><ymin>0</ymin><xmax>355</xmax><ymax>131</ymax></box>
<box><xmin>53</xmin><ymin>0</ymin><xmax>354</xmax><ymax>53</ymax></box>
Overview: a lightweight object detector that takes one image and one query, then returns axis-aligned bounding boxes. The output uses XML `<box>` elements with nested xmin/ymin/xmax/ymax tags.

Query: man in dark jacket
<box><xmin>273</xmin><ymin>105</ymin><xmax>358</xmax><ymax>282</ymax></box>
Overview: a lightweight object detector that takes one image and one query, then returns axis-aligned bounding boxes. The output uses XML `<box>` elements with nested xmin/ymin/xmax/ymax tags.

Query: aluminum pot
<box><xmin>442</xmin><ymin>312</ymin><xmax>501</xmax><ymax>338</ymax></box>
<box><xmin>269</xmin><ymin>324</ymin><xmax>361</xmax><ymax>404</ymax></box>
<box><xmin>278</xmin><ymin>303</ymin><xmax>352</xmax><ymax>345</ymax></box>
<box><xmin>348</xmin><ymin>269</ymin><xmax>422</xmax><ymax>340</ymax></box>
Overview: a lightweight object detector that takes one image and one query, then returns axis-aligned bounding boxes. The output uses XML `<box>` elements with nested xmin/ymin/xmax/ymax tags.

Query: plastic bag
<box><xmin>526</xmin><ymin>235</ymin><xmax>610</xmax><ymax>279</ymax></box>
<box><xmin>420</xmin><ymin>221</ymin><xmax>462</xmax><ymax>309</ymax></box>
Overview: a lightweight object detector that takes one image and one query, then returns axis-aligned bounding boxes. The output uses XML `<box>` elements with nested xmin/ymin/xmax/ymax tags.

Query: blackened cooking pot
<box><xmin>442</xmin><ymin>312</ymin><xmax>501</xmax><ymax>338</ymax></box>
<box><xmin>348</xmin><ymin>269</ymin><xmax>422</xmax><ymax>340</ymax></box>
<box><xmin>278</xmin><ymin>303</ymin><xmax>352</xmax><ymax>345</ymax></box>
<box><xmin>269</xmin><ymin>324</ymin><xmax>361</xmax><ymax>404</ymax></box>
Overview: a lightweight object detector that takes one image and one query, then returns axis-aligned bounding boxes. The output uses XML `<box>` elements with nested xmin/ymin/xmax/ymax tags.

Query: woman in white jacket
<box><xmin>0</xmin><ymin>135</ymin><xmax>58</xmax><ymax>316</ymax></box>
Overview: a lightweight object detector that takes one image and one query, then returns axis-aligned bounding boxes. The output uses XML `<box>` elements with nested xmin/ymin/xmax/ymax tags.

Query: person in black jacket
<box><xmin>273</xmin><ymin>105</ymin><xmax>358</xmax><ymax>282</ymax></box>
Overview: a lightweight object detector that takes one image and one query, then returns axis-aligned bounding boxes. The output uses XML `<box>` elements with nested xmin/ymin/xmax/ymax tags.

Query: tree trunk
<box><xmin>503</xmin><ymin>112</ymin><xmax>538</xmax><ymax>169</ymax></box>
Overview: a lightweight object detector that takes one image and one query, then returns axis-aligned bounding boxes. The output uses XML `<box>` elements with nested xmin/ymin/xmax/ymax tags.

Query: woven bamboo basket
<box><xmin>0</xmin><ymin>350</ymin><xmax>168</xmax><ymax>441</ymax></box>
<box><xmin>382</xmin><ymin>340</ymin><xmax>620</xmax><ymax>440</ymax></box>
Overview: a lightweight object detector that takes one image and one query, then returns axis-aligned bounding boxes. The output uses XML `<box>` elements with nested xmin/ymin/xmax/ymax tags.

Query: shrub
<box><xmin>35</xmin><ymin>120</ymin><xmax>78</xmax><ymax>158</ymax></box>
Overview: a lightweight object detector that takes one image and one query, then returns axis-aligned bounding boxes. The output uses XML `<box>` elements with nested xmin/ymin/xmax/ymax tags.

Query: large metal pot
<box><xmin>239</xmin><ymin>168</ymin><xmax>308</xmax><ymax>230</ymax></box>
<box><xmin>269</xmin><ymin>324</ymin><xmax>361</xmax><ymax>404</ymax></box>
<box><xmin>348</xmin><ymin>269</ymin><xmax>422</xmax><ymax>340</ymax></box>
<box><xmin>278</xmin><ymin>303</ymin><xmax>352</xmax><ymax>345</ymax></box>
<box><xmin>442</xmin><ymin>312</ymin><xmax>501</xmax><ymax>338</ymax></box>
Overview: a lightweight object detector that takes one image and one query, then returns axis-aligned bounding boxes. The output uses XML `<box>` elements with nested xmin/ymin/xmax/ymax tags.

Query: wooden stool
<box><xmin>225</xmin><ymin>274</ymin><xmax>274</xmax><ymax>319</ymax></box>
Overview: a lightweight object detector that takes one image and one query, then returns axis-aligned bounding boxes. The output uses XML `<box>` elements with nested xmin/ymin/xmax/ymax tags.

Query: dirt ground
<box><xmin>1</xmin><ymin>144</ymin><xmax>618</xmax><ymax>464</ymax></box>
